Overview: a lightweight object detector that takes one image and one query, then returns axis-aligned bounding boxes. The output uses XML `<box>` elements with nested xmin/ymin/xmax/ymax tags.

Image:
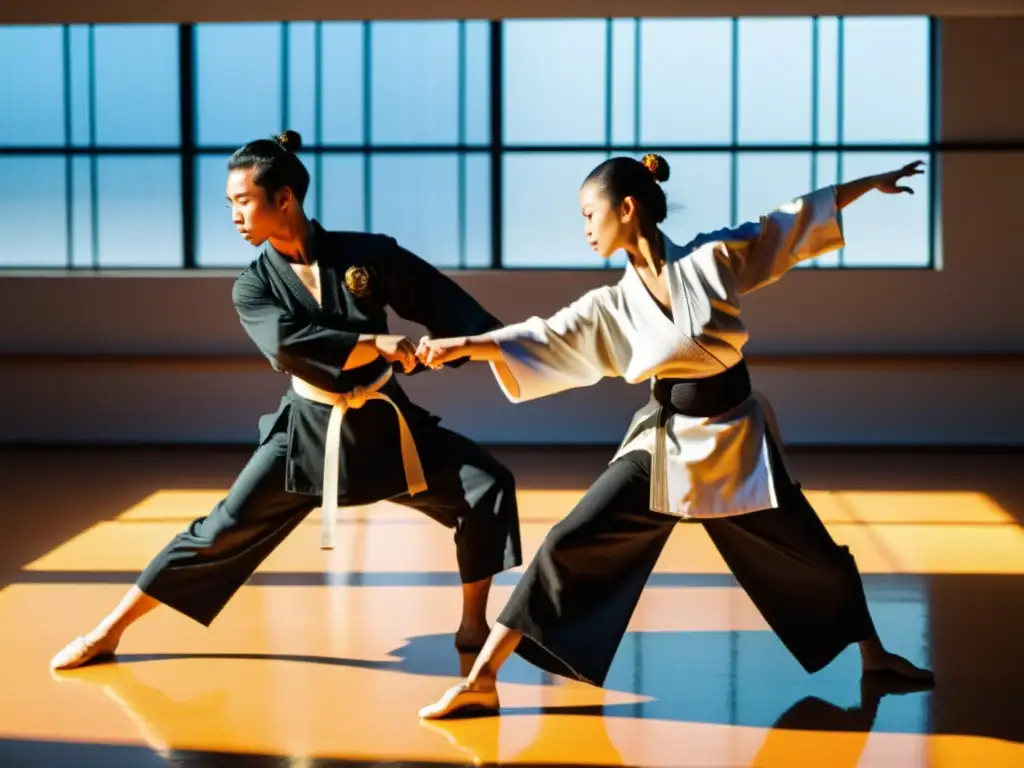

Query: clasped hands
<box><xmin>373</xmin><ymin>334</ymin><xmax>474</xmax><ymax>373</ymax></box>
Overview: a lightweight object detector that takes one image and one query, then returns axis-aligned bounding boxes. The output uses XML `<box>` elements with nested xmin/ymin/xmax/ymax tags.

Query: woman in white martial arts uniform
<box><xmin>415</xmin><ymin>152</ymin><xmax>935</xmax><ymax>719</ymax></box>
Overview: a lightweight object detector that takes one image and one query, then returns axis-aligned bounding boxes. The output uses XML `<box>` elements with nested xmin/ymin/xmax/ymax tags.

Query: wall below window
<box><xmin>2</xmin><ymin>346</ymin><xmax>1022</xmax><ymax>447</ymax></box>
<box><xmin>1</xmin><ymin>19</ymin><xmax>1023</xmax><ymax>447</ymax></box>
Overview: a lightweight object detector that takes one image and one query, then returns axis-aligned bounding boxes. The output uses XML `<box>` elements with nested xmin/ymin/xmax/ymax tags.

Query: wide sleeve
<box><xmin>723</xmin><ymin>185</ymin><xmax>846</xmax><ymax>294</ymax></box>
<box><xmin>483</xmin><ymin>285</ymin><xmax>629</xmax><ymax>403</ymax></box>
<box><xmin>232</xmin><ymin>267</ymin><xmax>361</xmax><ymax>391</ymax></box>
<box><xmin>374</xmin><ymin>238</ymin><xmax>502</xmax><ymax>374</ymax></box>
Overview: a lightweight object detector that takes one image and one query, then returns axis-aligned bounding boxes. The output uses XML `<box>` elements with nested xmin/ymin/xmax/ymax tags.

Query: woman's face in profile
<box><xmin>580</xmin><ymin>181</ymin><xmax>638</xmax><ymax>260</ymax></box>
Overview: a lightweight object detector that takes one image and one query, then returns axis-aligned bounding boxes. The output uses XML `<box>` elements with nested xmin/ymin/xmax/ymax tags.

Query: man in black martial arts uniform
<box><xmin>51</xmin><ymin>130</ymin><xmax>523</xmax><ymax>671</ymax></box>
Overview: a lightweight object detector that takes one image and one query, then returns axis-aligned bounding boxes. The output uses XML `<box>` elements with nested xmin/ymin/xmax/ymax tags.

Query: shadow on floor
<box><xmin>59</xmin><ymin>626</ymin><xmax>1016</xmax><ymax>746</ymax></box>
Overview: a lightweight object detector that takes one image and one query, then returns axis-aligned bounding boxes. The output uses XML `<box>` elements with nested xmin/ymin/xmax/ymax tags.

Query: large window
<box><xmin>0</xmin><ymin>17</ymin><xmax>935</xmax><ymax>270</ymax></box>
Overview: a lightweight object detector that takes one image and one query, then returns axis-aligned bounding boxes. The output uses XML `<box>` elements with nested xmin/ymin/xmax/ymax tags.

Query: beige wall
<box><xmin>1</xmin><ymin>18</ymin><xmax>1022</xmax><ymax>446</ymax></box>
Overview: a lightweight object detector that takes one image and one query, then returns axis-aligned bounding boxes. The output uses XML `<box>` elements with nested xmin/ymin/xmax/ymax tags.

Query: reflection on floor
<box><xmin>0</xmin><ymin>445</ymin><xmax>1021</xmax><ymax>767</ymax></box>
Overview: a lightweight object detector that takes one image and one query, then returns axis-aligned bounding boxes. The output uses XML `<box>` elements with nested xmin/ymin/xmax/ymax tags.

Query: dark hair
<box><xmin>228</xmin><ymin>129</ymin><xmax>310</xmax><ymax>203</ymax></box>
<box><xmin>582</xmin><ymin>153</ymin><xmax>671</xmax><ymax>225</ymax></box>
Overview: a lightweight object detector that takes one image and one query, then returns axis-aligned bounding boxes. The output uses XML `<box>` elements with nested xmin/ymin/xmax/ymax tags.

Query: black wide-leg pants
<box><xmin>498</xmin><ymin>436</ymin><xmax>877</xmax><ymax>686</ymax></box>
<box><xmin>136</xmin><ymin>428</ymin><xmax>523</xmax><ymax>626</ymax></box>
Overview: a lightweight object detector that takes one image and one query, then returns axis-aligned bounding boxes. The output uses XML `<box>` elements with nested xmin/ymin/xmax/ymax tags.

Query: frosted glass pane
<box><xmin>503</xmin><ymin>20</ymin><xmax>607</xmax><ymax>145</ymax></box>
<box><xmin>0</xmin><ymin>157</ymin><xmax>68</xmax><ymax>267</ymax></box>
<box><xmin>839</xmin><ymin>152</ymin><xmax>931</xmax><ymax>267</ymax></box>
<box><xmin>639</xmin><ymin>20</ymin><xmax>733</xmax><ymax>145</ymax></box>
<box><xmin>93</xmin><ymin>24</ymin><xmax>180</xmax><ymax>146</ymax></box>
<box><xmin>196</xmin><ymin>24</ymin><xmax>283</xmax><ymax>147</ymax></box>
<box><xmin>95</xmin><ymin>156</ymin><xmax>183</xmax><ymax>267</ymax></box>
<box><xmin>0</xmin><ymin>26</ymin><xmax>65</xmax><ymax>146</ymax></box>
<box><xmin>370</xmin><ymin>22</ymin><xmax>459</xmax><ymax>145</ymax></box>
<box><xmin>371</xmin><ymin>154</ymin><xmax>460</xmax><ymax>268</ymax></box>
<box><xmin>502</xmin><ymin>152</ymin><xmax>608</xmax><ymax>268</ymax></box>
<box><xmin>842</xmin><ymin>18</ymin><xmax>931</xmax><ymax>143</ymax></box>
<box><xmin>737</xmin><ymin>18</ymin><xmax>814</xmax><ymax>144</ymax></box>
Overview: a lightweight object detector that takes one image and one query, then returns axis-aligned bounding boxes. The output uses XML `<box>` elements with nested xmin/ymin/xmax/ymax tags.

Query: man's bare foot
<box><xmin>454</xmin><ymin>624</ymin><xmax>490</xmax><ymax>652</ymax></box>
<box><xmin>862</xmin><ymin>650</ymin><xmax>935</xmax><ymax>684</ymax></box>
<box><xmin>50</xmin><ymin>630</ymin><xmax>121</xmax><ymax>671</ymax></box>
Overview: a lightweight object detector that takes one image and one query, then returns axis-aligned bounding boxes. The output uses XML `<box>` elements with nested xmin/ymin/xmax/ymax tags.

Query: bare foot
<box><xmin>50</xmin><ymin>630</ymin><xmax>121</xmax><ymax>671</ymax></box>
<box><xmin>862</xmin><ymin>651</ymin><xmax>935</xmax><ymax>685</ymax></box>
<box><xmin>454</xmin><ymin>624</ymin><xmax>490</xmax><ymax>651</ymax></box>
<box><xmin>419</xmin><ymin>678</ymin><xmax>499</xmax><ymax>720</ymax></box>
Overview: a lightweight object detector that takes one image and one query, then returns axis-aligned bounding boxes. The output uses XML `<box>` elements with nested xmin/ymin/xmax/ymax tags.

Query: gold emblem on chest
<box><xmin>344</xmin><ymin>265</ymin><xmax>372</xmax><ymax>298</ymax></box>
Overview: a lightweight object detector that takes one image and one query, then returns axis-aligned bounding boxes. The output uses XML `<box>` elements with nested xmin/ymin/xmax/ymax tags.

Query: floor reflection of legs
<box><xmin>420</xmin><ymin>707</ymin><xmax>624</xmax><ymax>766</ymax></box>
<box><xmin>419</xmin><ymin>716</ymin><xmax>503</xmax><ymax>765</ymax></box>
<box><xmin>749</xmin><ymin>675</ymin><xmax>933</xmax><ymax>768</ymax></box>
<box><xmin>50</xmin><ymin>665</ymin><xmax>229</xmax><ymax>760</ymax></box>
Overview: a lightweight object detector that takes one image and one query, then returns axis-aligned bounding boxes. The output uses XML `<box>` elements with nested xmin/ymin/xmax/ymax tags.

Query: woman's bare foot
<box><xmin>419</xmin><ymin>677</ymin><xmax>499</xmax><ymax>720</ymax></box>
<box><xmin>861</xmin><ymin>645</ymin><xmax>935</xmax><ymax>684</ymax></box>
<box><xmin>50</xmin><ymin>629</ymin><xmax>121</xmax><ymax>671</ymax></box>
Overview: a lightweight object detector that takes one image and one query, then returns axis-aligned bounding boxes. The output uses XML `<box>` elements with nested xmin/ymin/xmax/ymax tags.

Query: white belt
<box><xmin>649</xmin><ymin>378</ymin><xmax>670</xmax><ymax>515</ymax></box>
<box><xmin>291</xmin><ymin>367</ymin><xmax>428</xmax><ymax>549</ymax></box>
<box><xmin>651</xmin><ymin>417</ymin><xmax>670</xmax><ymax>515</ymax></box>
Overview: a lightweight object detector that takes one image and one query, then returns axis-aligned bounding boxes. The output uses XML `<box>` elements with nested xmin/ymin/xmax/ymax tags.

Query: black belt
<box><xmin>648</xmin><ymin>361</ymin><xmax>753</xmax><ymax>514</ymax></box>
<box><xmin>652</xmin><ymin>360</ymin><xmax>752</xmax><ymax>418</ymax></box>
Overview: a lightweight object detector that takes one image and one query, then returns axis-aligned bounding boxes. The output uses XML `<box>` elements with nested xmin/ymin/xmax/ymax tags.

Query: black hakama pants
<box><xmin>135</xmin><ymin>427</ymin><xmax>522</xmax><ymax>626</ymax></box>
<box><xmin>498</xmin><ymin>435</ymin><xmax>877</xmax><ymax>687</ymax></box>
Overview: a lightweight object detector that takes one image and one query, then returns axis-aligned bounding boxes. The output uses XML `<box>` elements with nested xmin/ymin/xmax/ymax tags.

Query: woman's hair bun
<box><xmin>275</xmin><ymin>130</ymin><xmax>302</xmax><ymax>152</ymax></box>
<box><xmin>640</xmin><ymin>153</ymin><xmax>670</xmax><ymax>183</ymax></box>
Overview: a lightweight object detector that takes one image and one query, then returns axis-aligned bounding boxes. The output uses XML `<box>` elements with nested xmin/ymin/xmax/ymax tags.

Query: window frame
<box><xmin>0</xmin><ymin>17</ymin><xmax>948</xmax><ymax>271</ymax></box>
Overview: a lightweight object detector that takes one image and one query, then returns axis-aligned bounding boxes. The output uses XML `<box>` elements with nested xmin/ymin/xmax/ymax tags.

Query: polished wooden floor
<box><xmin>0</xmin><ymin>445</ymin><xmax>1021</xmax><ymax>767</ymax></box>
